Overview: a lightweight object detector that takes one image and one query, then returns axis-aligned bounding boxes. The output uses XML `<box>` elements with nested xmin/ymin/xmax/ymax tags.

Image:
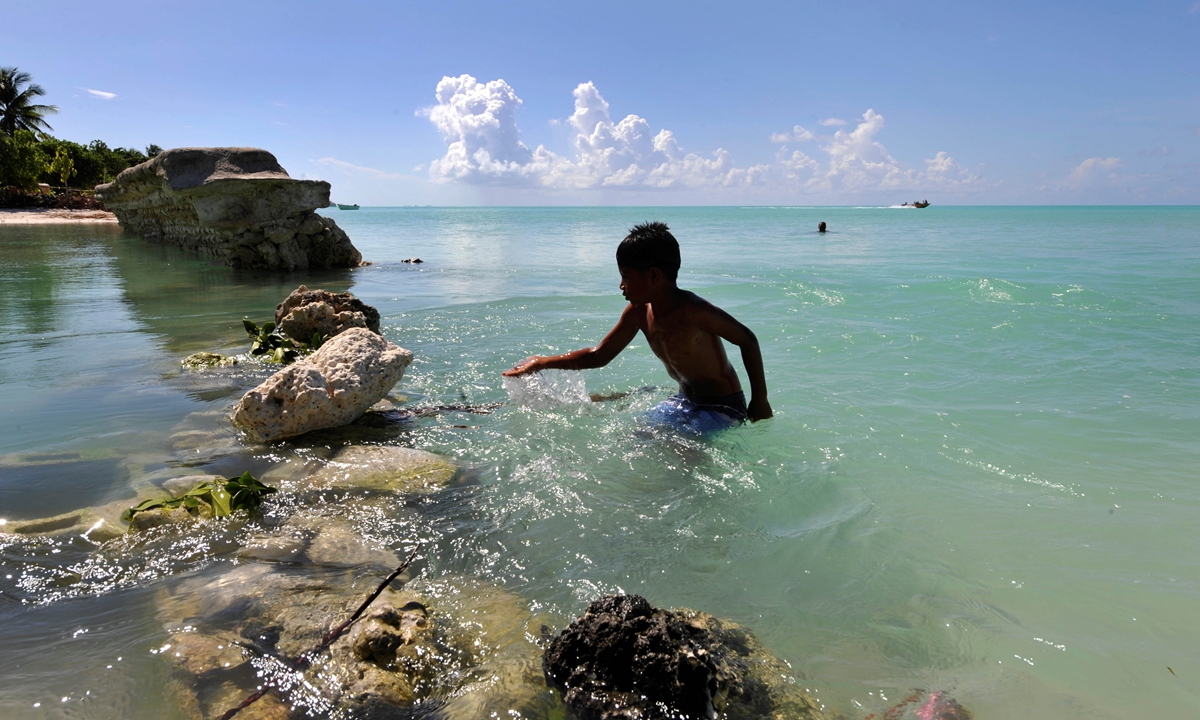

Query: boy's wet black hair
<box><xmin>616</xmin><ymin>221</ymin><xmax>680</xmax><ymax>283</ymax></box>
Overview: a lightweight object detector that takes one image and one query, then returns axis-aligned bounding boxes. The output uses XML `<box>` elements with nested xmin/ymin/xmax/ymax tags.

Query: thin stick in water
<box><xmin>218</xmin><ymin>544</ymin><xmax>421</xmax><ymax>720</ymax></box>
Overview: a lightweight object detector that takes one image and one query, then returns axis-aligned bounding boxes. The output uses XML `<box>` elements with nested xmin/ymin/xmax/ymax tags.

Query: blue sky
<box><xmin>7</xmin><ymin>0</ymin><xmax>1199</xmax><ymax>204</ymax></box>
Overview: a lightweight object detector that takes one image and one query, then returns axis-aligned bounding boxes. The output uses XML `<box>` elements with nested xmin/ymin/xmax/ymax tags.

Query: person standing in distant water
<box><xmin>818</xmin><ymin>221</ymin><xmax>827</xmax><ymax>233</ymax></box>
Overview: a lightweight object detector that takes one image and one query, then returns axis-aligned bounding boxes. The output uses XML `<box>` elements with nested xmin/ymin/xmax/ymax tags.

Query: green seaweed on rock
<box><xmin>122</xmin><ymin>472</ymin><xmax>276</xmax><ymax>523</ymax></box>
<box><xmin>243</xmin><ymin>318</ymin><xmax>302</xmax><ymax>364</ymax></box>
<box><xmin>241</xmin><ymin>318</ymin><xmax>329</xmax><ymax>364</ymax></box>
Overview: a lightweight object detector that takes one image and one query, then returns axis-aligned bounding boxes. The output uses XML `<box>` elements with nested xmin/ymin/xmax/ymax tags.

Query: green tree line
<box><xmin>1</xmin><ymin>66</ymin><xmax>160</xmax><ymax>192</ymax></box>
<box><xmin>1</xmin><ymin>131</ymin><xmax>162</xmax><ymax>191</ymax></box>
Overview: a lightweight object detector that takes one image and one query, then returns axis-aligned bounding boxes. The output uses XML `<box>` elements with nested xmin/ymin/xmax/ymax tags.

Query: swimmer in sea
<box><xmin>503</xmin><ymin>221</ymin><xmax>772</xmax><ymax>428</ymax></box>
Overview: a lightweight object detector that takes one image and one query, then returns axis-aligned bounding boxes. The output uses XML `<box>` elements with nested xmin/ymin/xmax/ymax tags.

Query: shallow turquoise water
<box><xmin>1</xmin><ymin>207</ymin><xmax>1198</xmax><ymax>718</ymax></box>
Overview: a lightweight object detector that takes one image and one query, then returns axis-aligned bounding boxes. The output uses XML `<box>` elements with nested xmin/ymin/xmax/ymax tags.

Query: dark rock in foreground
<box><xmin>544</xmin><ymin>594</ymin><xmax>827</xmax><ymax>720</ymax></box>
<box><xmin>95</xmin><ymin>147</ymin><xmax>362</xmax><ymax>270</ymax></box>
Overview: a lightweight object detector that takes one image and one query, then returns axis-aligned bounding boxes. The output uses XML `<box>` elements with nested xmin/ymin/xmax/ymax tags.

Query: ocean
<box><xmin>1</xmin><ymin>206</ymin><xmax>1197</xmax><ymax>718</ymax></box>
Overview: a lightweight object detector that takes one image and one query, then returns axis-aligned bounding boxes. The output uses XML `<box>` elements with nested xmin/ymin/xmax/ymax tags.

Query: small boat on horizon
<box><xmin>336</xmin><ymin>203</ymin><xmax>360</xmax><ymax>210</ymax></box>
<box><xmin>900</xmin><ymin>200</ymin><xmax>930</xmax><ymax>208</ymax></box>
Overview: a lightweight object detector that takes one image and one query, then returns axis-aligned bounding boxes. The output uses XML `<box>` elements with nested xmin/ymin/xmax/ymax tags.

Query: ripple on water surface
<box><xmin>2</xmin><ymin>209</ymin><xmax>1200</xmax><ymax>718</ymax></box>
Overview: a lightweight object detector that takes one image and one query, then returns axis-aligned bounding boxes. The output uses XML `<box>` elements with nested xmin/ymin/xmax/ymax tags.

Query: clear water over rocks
<box><xmin>1</xmin><ymin>206</ymin><xmax>1198</xmax><ymax>718</ymax></box>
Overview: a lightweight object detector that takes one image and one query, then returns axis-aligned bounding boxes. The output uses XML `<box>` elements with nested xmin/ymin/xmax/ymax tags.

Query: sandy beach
<box><xmin>0</xmin><ymin>208</ymin><xmax>119</xmax><ymax>224</ymax></box>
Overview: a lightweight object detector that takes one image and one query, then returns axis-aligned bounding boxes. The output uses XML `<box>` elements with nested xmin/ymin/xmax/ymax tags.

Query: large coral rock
<box><xmin>544</xmin><ymin>594</ymin><xmax>827</xmax><ymax>720</ymax></box>
<box><xmin>231</xmin><ymin>328</ymin><xmax>412</xmax><ymax>443</ymax></box>
<box><xmin>274</xmin><ymin>284</ymin><xmax>381</xmax><ymax>343</ymax></box>
<box><xmin>95</xmin><ymin>147</ymin><xmax>362</xmax><ymax>269</ymax></box>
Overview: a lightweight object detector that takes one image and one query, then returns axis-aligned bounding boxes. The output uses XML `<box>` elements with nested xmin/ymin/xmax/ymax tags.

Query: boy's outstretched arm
<box><xmin>503</xmin><ymin>305</ymin><xmax>640</xmax><ymax>377</ymax></box>
<box><xmin>695</xmin><ymin>305</ymin><xmax>773</xmax><ymax>422</ymax></box>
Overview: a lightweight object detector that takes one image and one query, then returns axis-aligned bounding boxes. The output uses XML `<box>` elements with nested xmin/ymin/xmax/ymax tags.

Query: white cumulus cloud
<box><xmin>420</xmin><ymin>77</ymin><xmax>981</xmax><ymax>197</ymax></box>
<box><xmin>83</xmin><ymin>88</ymin><xmax>116</xmax><ymax>100</ymax></box>
<box><xmin>421</xmin><ymin>75</ymin><xmax>553</xmax><ymax>185</ymax></box>
<box><xmin>563</xmin><ymin>81</ymin><xmax>759</xmax><ymax>188</ymax></box>
<box><xmin>772</xmin><ymin>109</ymin><xmax>982</xmax><ymax>193</ymax></box>
<box><xmin>422</xmin><ymin>76</ymin><xmax>760</xmax><ymax>189</ymax></box>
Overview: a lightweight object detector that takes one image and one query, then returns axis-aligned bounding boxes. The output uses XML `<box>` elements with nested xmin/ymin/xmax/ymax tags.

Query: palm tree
<box><xmin>0</xmin><ymin>67</ymin><xmax>58</xmax><ymax>136</ymax></box>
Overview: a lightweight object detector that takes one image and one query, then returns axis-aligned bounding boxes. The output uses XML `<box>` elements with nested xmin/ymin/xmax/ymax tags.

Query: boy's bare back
<box><xmin>619</xmin><ymin>290</ymin><xmax>747</xmax><ymax>400</ymax></box>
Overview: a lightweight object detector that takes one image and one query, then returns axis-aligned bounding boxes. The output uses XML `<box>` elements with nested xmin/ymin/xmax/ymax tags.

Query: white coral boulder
<box><xmin>232</xmin><ymin>327</ymin><xmax>412</xmax><ymax>442</ymax></box>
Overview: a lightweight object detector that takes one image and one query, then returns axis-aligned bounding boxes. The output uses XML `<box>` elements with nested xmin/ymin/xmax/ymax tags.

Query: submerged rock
<box><xmin>231</xmin><ymin>327</ymin><xmax>413</xmax><ymax>443</ymax></box>
<box><xmin>2</xmin><ymin>471</ymin><xmax>230</xmax><ymax>541</ymax></box>
<box><xmin>307</xmin><ymin>445</ymin><xmax>461</xmax><ymax>493</ymax></box>
<box><xmin>127</xmin><ymin>498</ymin><xmax>215</xmax><ymax>533</ymax></box>
<box><xmin>155</xmin><ymin>566</ymin><xmax>554</xmax><ymax>719</ymax></box>
<box><xmin>181</xmin><ymin>351</ymin><xmax>238</xmax><ymax>369</ymax></box>
<box><xmin>274</xmin><ymin>285</ymin><xmax>381</xmax><ymax>344</ymax></box>
<box><xmin>544</xmin><ymin>594</ymin><xmax>827</xmax><ymax>720</ymax></box>
<box><xmin>305</xmin><ymin>518</ymin><xmax>403</xmax><ymax>569</ymax></box>
<box><xmin>875</xmin><ymin>690</ymin><xmax>974</xmax><ymax>720</ymax></box>
<box><xmin>95</xmin><ymin>147</ymin><xmax>362</xmax><ymax>270</ymax></box>
<box><xmin>1</xmin><ymin>507</ymin><xmax>125</xmax><ymax>544</ymax></box>
<box><xmin>166</xmin><ymin>409</ymin><xmax>246</xmax><ymax>462</ymax></box>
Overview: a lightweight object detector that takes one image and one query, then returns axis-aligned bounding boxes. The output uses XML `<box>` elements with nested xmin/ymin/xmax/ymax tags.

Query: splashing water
<box><xmin>501</xmin><ymin>369</ymin><xmax>591</xmax><ymax>410</ymax></box>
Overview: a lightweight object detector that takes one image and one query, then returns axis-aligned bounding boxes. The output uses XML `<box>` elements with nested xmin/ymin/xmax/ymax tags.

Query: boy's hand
<box><xmin>503</xmin><ymin>356</ymin><xmax>545</xmax><ymax>377</ymax></box>
<box><xmin>747</xmin><ymin>397</ymin><xmax>773</xmax><ymax>422</ymax></box>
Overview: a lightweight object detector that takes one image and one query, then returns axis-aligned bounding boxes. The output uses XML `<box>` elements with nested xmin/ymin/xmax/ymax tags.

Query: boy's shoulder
<box><xmin>678</xmin><ymin>289</ymin><xmax>724</xmax><ymax>315</ymax></box>
<box><xmin>623</xmin><ymin>289</ymin><xmax>729</xmax><ymax>328</ymax></box>
<box><xmin>655</xmin><ymin>290</ymin><xmax>730</xmax><ymax>328</ymax></box>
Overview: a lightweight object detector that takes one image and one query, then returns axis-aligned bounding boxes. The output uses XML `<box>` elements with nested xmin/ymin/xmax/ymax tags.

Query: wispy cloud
<box><xmin>1070</xmin><ymin>157</ymin><xmax>1121</xmax><ymax>181</ymax></box>
<box><xmin>769</xmin><ymin>125</ymin><xmax>815</xmax><ymax>143</ymax></box>
<box><xmin>1189</xmin><ymin>1</ymin><xmax>1200</xmax><ymax>14</ymax></box>
<box><xmin>314</xmin><ymin>157</ymin><xmax>404</xmax><ymax>180</ymax></box>
<box><xmin>819</xmin><ymin>117</ymin><xmax>847</xmax><ymax>127</ymax></box>
<box><xmin>83</xmin><ymin>88</ymin><xmax>116</xmax><ymax>100</ymax></box>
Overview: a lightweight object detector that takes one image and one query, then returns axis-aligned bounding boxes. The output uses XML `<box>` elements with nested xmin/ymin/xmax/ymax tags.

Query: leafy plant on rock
<box><xmin>243</xmin><ymin>318</ymin><xmax>303</xmax><ymax>364</ymax></box>
<box><xmin>122</xmin><ymin>472</ymin><xmax>277</xmax><ymax>523</ymax></box>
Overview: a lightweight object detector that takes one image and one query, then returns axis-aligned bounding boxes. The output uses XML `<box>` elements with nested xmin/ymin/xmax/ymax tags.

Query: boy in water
<box><xmin>504</xmin><ymin>222</ymin><xmax>772</xmax><ymax>426</ymax></box>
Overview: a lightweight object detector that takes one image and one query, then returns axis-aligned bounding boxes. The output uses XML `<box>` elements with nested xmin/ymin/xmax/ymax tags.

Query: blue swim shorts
<box><xmin>646</xmin><ymin>391</ymin><xmax>748</xmax><ymax>434</ymax></box>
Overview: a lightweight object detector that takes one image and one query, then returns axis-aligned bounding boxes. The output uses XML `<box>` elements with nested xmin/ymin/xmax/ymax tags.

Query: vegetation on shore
<box><xmin>0</xmin><ymin>67</ymin><xmax>161</xmax><ymax>207</ymax></box>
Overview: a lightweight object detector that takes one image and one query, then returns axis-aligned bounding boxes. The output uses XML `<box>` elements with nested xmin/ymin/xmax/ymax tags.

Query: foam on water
<box><xmin>501</xmin><ymin>368</ymin><xmax>591</xmax><ymax>409</ymax></box>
